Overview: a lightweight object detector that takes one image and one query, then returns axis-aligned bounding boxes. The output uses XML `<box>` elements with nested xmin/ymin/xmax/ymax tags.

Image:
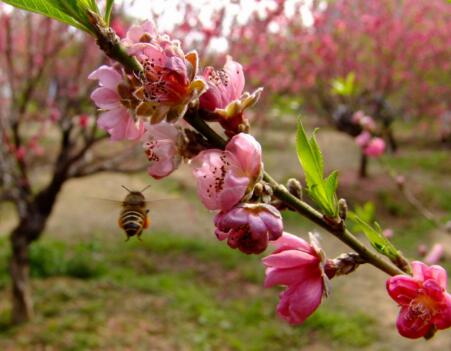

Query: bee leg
<box><xmin>137</xmin><ymin>230</ymin><xmax>143</xmax><ymax>242</ymax></box>
<box><xmin>124</xmin><ymin>235</ymin><xmax>130</xmax><ymax>242</ymax></box>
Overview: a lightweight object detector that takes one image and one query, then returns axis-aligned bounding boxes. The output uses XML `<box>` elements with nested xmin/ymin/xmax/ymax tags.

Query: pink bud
<box><xmin>78</xmin><ymin>114</ymin><xmax>89</xmax><ymax>129</ymax></box>
<box><xmin>214</xmin><ymin>203</ymin><xmax>283</xmax><ymax>254</ymax></box>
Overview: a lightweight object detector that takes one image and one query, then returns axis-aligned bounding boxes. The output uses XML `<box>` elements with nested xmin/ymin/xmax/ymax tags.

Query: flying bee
<box><xmin>118</xmin><ymin>185</ymin><xmax>151</xmax><ymax>241</ymax></box>
<box><xmin>90</xmin><ymin>185</ymin><xmax>176</xmax><ymax>241</ymax></box>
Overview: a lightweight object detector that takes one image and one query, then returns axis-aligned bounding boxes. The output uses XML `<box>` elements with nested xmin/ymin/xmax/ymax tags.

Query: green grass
<box><xmin>0</xmin><ymin>233</ymin><xmax>378</xmax><ymax>350</ymax></box>
<box><xmin>383</xmin><ymin>150</ymin><xmax>450</xmax><ymax>174</ymax></box>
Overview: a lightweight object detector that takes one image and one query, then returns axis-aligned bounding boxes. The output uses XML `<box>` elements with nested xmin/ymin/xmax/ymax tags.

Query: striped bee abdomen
<box><xmin>119</xmin><ymin>208</ymin><xmax>146</xmax><ymax>238</ymax></box>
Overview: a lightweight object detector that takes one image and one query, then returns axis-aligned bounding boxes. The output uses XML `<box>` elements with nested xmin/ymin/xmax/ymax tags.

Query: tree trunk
<box><xmin>359</xmin><ymin>152</ymin><xmax>368</xmax><ymax>178</ymax></box>
<box><xmin>9</xmin><ymin>210</ymin><xmax>46</xmax><ymax>324</ymax></box>
<box><xmin>383</xmin><ymin>125</ymin><xmax>398</xmax><ymax>153</ymax></box>
<box><xmin>10</xmin><ymin>234</ymin><xmax>33</xmax><ymax>324</ymax></box>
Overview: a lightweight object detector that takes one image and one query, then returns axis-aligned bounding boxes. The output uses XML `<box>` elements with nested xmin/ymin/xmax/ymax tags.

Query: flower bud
<box><xmin>324</xmin><ymin>252</ymin><xmax>365</xmax><ymax>278</ymax></box>
<box><xmin>287</xmin><ymin>178</ymin><xmax>302</xmax><ymax>199</ymax></box>
<box><xmin>338</xmin><ymin>198</ymin><xmax>347</xmax><ymax>220</ymax></box>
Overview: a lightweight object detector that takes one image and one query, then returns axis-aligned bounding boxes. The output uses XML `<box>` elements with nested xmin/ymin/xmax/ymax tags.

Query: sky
<box><xmin>117</xmin><ymin>0</ymin><xmax>314</xmax><ymax>52</ymax></box>
<box><xmin>119</xmin><ymin>0</ymin><xmax>314</xmax><ymax>28</ymax></box>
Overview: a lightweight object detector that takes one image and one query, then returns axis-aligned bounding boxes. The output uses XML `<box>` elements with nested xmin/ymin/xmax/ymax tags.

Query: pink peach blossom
<box><xmin>214</xmin><ymin>203</ymin><xmax>283</xmax><ymax>254</ymax></box>
<box><xmin>191</xmin><ymin>133</ymin><xmax>262</xmax><ymax>211</ymax></box>
<box><xmin>364</xmin><ymin>137</ymin><xmax>385</xmax><ymax>157</ymax></box>
<box><xmin>200</xmin><ymin>56</ymin><xmax>245</xmax><ymax>111</ymax></box>
<box><xmin>142</xmin><ymin>122</ymin><xmax>182</xmax><ymax>179</ymax></box>
<box><xmin>199</xmin><ymin>56</ymin><xmax>262</xmax><ymax>135</ymax></box>
<box><xmin>123</xmin><ymin>21</ymin><xmax>206</xmax><ymax>123</ymax></box>
<box><xmin>386</xmin><ymin>261</ymin><xmax>451</xmax><ymax>338</ymax></box>
<box><xmin>263</xmin><ymin>232</ymin><xmax>328</xmax><ymax>324</ymax></box>
<box><xmin>89</xmin><ymin>65</ymin><xmax>144</xmax><ymax>141</ymax></box>
<box><xmin>355</xmin><ymin>131</ymin><xmax>371</xmax><ymax>147</ymax></box>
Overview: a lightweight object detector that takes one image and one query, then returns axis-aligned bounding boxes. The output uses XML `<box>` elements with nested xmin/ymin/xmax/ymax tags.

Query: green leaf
<box><xmin>348</xmin><ymin>213</ymin><xmax>399</xmax><ymax>260</ymax></box>
<box><xmin>331</xmin><ymin>72</ymin><xmax>357</xmax><ymax>97</ymax></box>
<box><xmin>325</xmin><ymin>170</ymin><xmax>338</xmax><ymax>205</ymax></box>
<box><xmin>2</xmin><ymin>0</ymin><xmax>97</xmax><ymax>34</ymax></box>
<box><xmin>104</xmin><ymin>0</ymin><xmax>114</xmax><ymax>25</ymax></box>
<box><xmin>296</xmin><ymin>120</ymin><xmax>338</xmax><ymax>217</ymax></box>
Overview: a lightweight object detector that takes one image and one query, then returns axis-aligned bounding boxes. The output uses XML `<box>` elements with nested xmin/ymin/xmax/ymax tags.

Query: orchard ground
<box><xmin>0</xmin><ymin>116</ymin><xmax>450</xmax><ymax>351</ymax></box>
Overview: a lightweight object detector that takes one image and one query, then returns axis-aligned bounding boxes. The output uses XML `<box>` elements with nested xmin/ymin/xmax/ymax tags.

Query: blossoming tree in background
<box><xmin>150</xmin><ymin>0</ymin><xmax>450</xmax><ymax>176</ymax></box>
<box><xmin>1</xmin><ymin>0</ymin><xmax>450</xmax><ymax>341</ymax></box>
<box><xmin>0</xmin><ymin>6</ymin><xmax>146</xmax><ymax>323</ymax></box>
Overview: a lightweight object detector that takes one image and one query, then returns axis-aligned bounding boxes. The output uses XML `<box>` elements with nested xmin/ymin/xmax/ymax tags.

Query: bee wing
<box><xmin>144</xmin><ymin>198</ymin><xmax>176</xmax><ymax>204</ymax></box>
<box><xmin>86</xmin><ymin>197</ymin><xmax>123</xmax><ymax>209</ymax></box>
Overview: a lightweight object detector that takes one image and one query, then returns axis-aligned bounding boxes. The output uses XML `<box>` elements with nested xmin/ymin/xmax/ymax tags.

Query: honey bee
<box><xmin>118</xmin><ymin>185</ymin><xmax>151</xmax><ymax>241</ymax></box>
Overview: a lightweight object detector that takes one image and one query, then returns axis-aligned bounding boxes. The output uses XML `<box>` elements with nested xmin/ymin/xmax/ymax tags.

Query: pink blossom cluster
<box><xmin>353</xmin><ymin>111</ymin><xmax>385</xmax><ymax>157</ymax></box>
<box><xmin>89</xmin><ymin>21</ymin><xmax>262</xmax><ymax>180</ymax></box>
<box><xmin>87</xmin><ymin>19</ymin><xmax>451</xmax><ymax>340</ymax></box>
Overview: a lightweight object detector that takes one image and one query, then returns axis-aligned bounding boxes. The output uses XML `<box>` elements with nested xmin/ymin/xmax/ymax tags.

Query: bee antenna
<box><xmin>140</xmin><ymin>184</ymin><xmax>151</xmax><ymax>193</ymax></box>
<box><xmin>121</xmin><ymin>185</ymin><xmax>132</xmax><ymax>193</ymax></box>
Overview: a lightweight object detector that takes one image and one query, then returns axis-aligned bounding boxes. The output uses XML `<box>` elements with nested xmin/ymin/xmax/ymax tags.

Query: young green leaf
<box><xmin>2</xmin><ymin>0</ymin><xmax>96</xmax><ymax>34</ymax></box>
<box><xmin>296</xmin><ymin>120</ymin><xmax>338</xmax><ymax>217</ymax></box>
<box><xmin>348</xmin><ymin>212</ymin><xmax>399</xmax><ymax>261</ymax></box>
<box><xmin>104</xmin><ymin>0</ymin><xmax>114</xmax><ymax>25</ymax></box>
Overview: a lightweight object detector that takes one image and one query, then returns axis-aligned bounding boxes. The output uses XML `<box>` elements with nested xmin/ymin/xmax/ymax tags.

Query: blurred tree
<box><xmin>0</xmin><ymin>7</ymin><xmax>144</xmax><ymax>324</ymax></box>
<box><xmin>164</xmin><ymin>0</ymin><xmax>450</xmax><ymax>143</ymax></box>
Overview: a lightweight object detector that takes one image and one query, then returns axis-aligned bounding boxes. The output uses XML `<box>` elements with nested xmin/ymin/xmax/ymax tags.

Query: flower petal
<box><xmin>396</xmin><ymin>306</ymin><xmax>432</xmax><ymax>339</ymax></box>
<box><xmin>264</xmin><ymin>266</ymin><xmax>317</xmax><ymax>288</ymax></box>
<box><xmin>277</xmin><ymin>275</ymin><xmax>324</xmax><ymax>325</ymax></box>
<box><xmin>386</xmin><ymin>275</ymin><xmax>419</xmax><ymax>305</ymax></box>
<box><xmin>91</xmin><ymin>87</ymin><xmax>120</xmax><ymax>110</ymax></box>
<box><xmin>433</xmin><ymin>293</ymin><xmax>451</xmax><ymax>330</ymax></box>
<box><xmin>262</xmin><ymin>250</ymin><xmax>318</xmax><ymax>269</ymax></box>
<box><xmin>271</xmin><ymin>233</ymin><xmax>315</xmax><ymax>254</ymax></box>
<box><xmin>88</xmin><ymin>65</ymin><xmax>122</xmax><ymax>89</ymax></box>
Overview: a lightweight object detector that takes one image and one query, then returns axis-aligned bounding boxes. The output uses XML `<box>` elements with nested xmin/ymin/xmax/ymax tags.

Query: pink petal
<box><xmin>88</xmin><ymin>65</ymin><xmax>122</xmax><ymax>89</ymax></box>
<box><xmin>248</xmin><ymin>214</ymin><xmax>268</xmax><ymax>240</ymax></box>
<box><xmin>215</xmin><ymin>228</ymin><xmax>229</xmax><ymax>241</ymax></box>
<box><xmin>426</xmin><ymin>264</ymin><xmax>448</xmax><ymax>290</ymax></box>
<box><xmin>226</xmin><ymin>133</ymin><xmax>262</xmax><ymax>178</ymax></box>
<box><xmin>396</xmin><ymin>306</ymin><xmax>432</xmax><ymax>339</ymax></box>
<box><xmin>124</xmin><ymin>116</ymin><xmax>142</xmax><ymax>141</ymax></box>
<box><xmin>411</xmin><ymin>261</ymin><xmax>428</xmax><ymax>281</ymax></box>
<box><xmin>277</xmin><ymin>275</ymin><xmax>324</xmax><ymax>325</ymax></box>
<box><xmin>271</xmin><ymin>233</ymin><xmax>315</xmax><ymax>254</ymax></box>
<box><xmin>215</xmin><ymin>207</ymin><xmax>248</xmax><ymax>228</ymax></box>
<box><xmin>224</xmin><ymin>56</ymin><xmax>245</xmax><ymax>101</ymax></box>
<box><xmin>91</xmin><ymin>87</ymin><xmax>120</xmax><ymax>109</ymax></box>
<box><xmin>262</xmin><ymin>250</ymin><xmax>318</xmax><ymax>269</ymax></box>
<box><xmin>386</xmin><ymin>276</ymin><xmax>419</xmax><ymax>305</ymax></box>
<box><xmin>125</xmin><ymin>21</ymin><xmax>155</xmax><ymax>44</ymax></box>
<box><xmin>433</xmin><ymin>294</ymin><xmax>451</xmax><ymax>330</ymax></box>
<box><xmin>264</xmin><ymin>266</ymin><xmax>317</xmax><ymax>288</ymax></box>
<box><xmin>144</xmin><ymin>121</ymin><xmax>179</xmax><ymax>142</ymax></box>
<box><xmin>97</xmin><ymin>108</ymin><xmax>125</xmax><ymax>130</ymax></box>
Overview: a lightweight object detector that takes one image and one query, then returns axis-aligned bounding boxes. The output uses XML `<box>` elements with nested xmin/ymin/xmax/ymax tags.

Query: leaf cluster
<box><xmin>1</xmin><ymin>0</ymin><xmax>114</xmax><ymax>34</ymax></box>
<box><xmin>296</xmin><ymin>121</ymin><xmax>338</xmax><ymax>217</ymax></box>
